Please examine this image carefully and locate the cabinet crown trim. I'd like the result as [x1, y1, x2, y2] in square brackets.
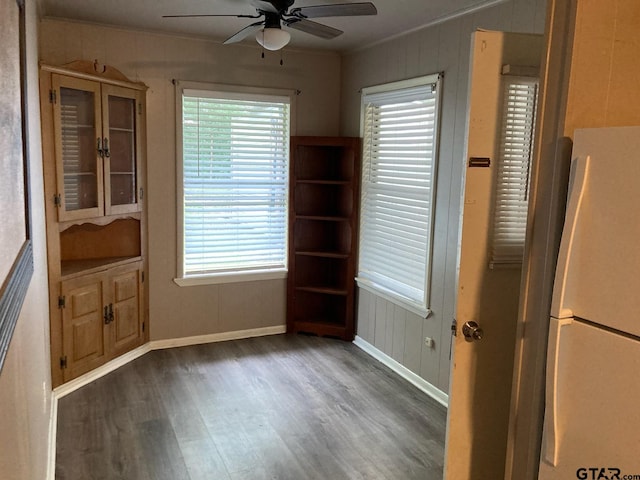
[40, 60, 148, 91]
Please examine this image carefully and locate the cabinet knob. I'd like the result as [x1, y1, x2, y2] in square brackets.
[97, 137, 104, 158]
[104, 304, 114, 324]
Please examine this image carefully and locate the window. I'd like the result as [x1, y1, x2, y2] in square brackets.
[357, 74, 442, 317]
[490, 76, 538, 267]
[174, 82, 294, 285]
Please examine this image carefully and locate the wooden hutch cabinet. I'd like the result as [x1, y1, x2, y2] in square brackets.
[39, 61, 148, 386]
[287, 136, 360, 340]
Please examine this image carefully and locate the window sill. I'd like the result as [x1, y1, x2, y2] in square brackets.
[355, 277, 431, 319]
[174, 268, 287, 287]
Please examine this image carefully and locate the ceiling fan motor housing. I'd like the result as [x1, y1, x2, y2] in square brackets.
[252, 0, 295, 15]
[268, 0, 296, 13]
[263, 12, 282, 29]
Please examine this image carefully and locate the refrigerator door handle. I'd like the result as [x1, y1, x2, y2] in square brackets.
[542, 317, 573, 466]
[550, 155, 591, 319]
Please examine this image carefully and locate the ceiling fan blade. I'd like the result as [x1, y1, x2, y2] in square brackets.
[163, 14, 260, 18]
[223, 21, 265, 44]
[290, 2, 377, 19]
[285, 18, 343, 39]
[250, 0, 279, 14]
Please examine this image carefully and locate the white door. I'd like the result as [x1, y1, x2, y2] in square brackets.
[444, 30, 542, 480]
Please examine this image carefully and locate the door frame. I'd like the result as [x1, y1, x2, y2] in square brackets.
[504, 1, 578, 478]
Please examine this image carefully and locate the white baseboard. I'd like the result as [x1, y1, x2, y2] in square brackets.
[46, 392, 58, 480]
[52, 325, 286, 400]
[53, 343, 152, 400]
[149, 325, 286, 350]
[353, 335, 449, 408]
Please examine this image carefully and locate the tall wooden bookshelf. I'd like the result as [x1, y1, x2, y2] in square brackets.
[287, 136, 360, 340]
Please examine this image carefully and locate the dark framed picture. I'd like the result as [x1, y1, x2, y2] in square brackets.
[0, 0, 34, 372]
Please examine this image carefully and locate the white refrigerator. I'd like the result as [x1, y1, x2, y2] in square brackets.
[539, 126, 640, 479]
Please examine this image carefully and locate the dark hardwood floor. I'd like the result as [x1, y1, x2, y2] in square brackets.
[56, 334, 446, 479]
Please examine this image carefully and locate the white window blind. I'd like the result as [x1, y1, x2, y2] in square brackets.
[180, 89, 290, 277]
[490, 77, 538, 267]
[357, 75, 441, 316]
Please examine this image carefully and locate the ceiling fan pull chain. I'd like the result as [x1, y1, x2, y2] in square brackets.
[280, 50, 284, 66]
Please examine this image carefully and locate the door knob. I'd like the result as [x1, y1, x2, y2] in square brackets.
[462, 321, 483, 342]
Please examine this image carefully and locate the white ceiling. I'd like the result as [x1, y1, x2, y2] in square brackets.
[40, 0, 502, 52]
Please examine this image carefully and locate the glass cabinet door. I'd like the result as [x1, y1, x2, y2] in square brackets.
[103, 85, 141, 215]
[52, 75, 103, 221]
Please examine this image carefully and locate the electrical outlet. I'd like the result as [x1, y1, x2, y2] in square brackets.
[424, 336, 434, 348]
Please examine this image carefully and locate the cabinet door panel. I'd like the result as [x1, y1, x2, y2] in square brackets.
[102, 85, 142, 215]
[52, 75, 104, 221]
[61, 276, 106, 381]
[109, 267, 143, 355]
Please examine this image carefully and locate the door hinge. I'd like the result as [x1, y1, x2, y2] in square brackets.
[141, 271, 145, 283]
[54, 194, 62, 207]
[49, 89, 57, 104]
[138, 102, 142, 115]
[58, 295, 66, 309]
[139, 187, 144, 200]
[142, 321, 145, 332]
[60, 356, 67, 369]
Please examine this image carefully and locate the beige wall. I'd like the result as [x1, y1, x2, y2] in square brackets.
[38, 19, 342, 340]
[564, 0, 640, 134]
[0, 1, 53, 479]
[341, 0, 547, 395]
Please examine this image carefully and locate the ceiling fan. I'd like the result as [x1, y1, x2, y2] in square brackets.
[163, 0, 378, 51]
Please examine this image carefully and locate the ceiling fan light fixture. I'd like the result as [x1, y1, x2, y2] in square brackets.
[256, 27, 291, 51]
